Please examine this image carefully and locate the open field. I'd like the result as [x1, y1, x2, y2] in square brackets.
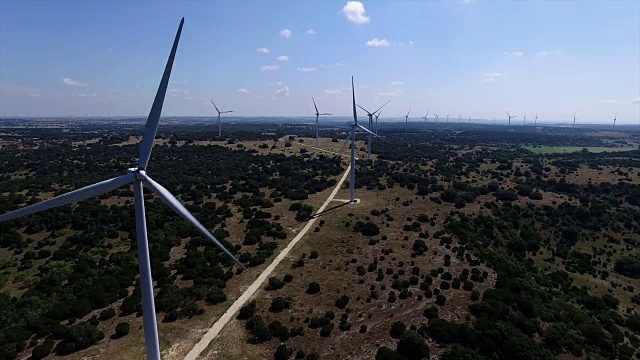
[524, 145, 637, 154]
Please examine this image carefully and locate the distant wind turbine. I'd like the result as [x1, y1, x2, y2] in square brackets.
[494, 117, 496, 125]
[405, 107, 411, 133]
[468, 115, 471, 124]
[446, 114, 450, 123]
[613, 114, 617, 129]
[312, 97, 332, 147]
[458, 114, 462, 123]
[535, 114, 538, 126]
[572, 113, 577, 129]
[374, 109, 383, 135]
[434, 114, 439, 123]
[523, 114, 527, 126]
[423, 111, 430, 130]
[356, 100, 389, 159]
[0, 18, 245, 360]
[211, 101, 233, 137]
[506, 111, 517, 129]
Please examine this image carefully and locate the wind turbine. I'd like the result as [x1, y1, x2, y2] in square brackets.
[211, 101, 233, 137]
[343, 77, 378, 203]
[458, 114, 462, 123]
[356, 100, 389, 159]
[523, 114, 527, 126]
[0, 19, 245, 360]
[434, 114, 439, 124]
[446, 114, 450, 123]
[312, 97, 332, 147]
[535, 114, 538, 126]
[405, 108, 411, 133]
[572, 113, 577, 129]
[423, 111, 430, 130]
[374, 109, 383, 135]
[494, 117, 496, 125]
[613, 114, 617, 129]
[468, 115, 471, 124]
[506, 111, 517, 129]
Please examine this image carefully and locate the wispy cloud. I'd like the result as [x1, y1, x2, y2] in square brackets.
[237, 89, 251, 94]
[503, 51, 524, 57]
[297, 67, 317, 72]
[632, 97, 640, 104]
[256, 47, 270, 54]
[63, 78, 88, 87]
[280, 29, 292, 39]
[275, 85, 290, 97]
[342, 1, 370, 24]
[169, 88, 190, 97]
[324, 89, 344, 95]
[483, 72, 506, 82]
[277, 55, 289, 62]
[535, 48, 562, 57]
[306, 29, 316, 35]
[319, 62, 343, 68]
[366, 38, 390, 47]
[597, 99, 620, 104]
[77, 93, 96, 97]
[261, 65, 281, 71]
[390, 81, 403, 86]
[378, 90, 403, 97]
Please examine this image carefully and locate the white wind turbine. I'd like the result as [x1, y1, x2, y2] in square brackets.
[405, 108, 411, 133]
[356, 100, 389, 159]
[458, 114, 462, 123]
[423, 111, 430, 130]
[613, 114, 617, 129]
[468, 115, 471, 124]
[312, 97, 332, 147]
[535, 113, 538, 126]
[374, 108, 384, 135]
[506, 111, 517, 129]
[211, 101, 233, 137]
[523, 114, 527, 126]
[572, 113, 577, 129]
[0, 18, 245, 360]
[343, 77, 378, 202]
[446, 114, 450, 123]
[434, 114, 439, 124]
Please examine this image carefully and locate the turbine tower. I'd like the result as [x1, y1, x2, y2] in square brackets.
[312, 97, 332, 147]
[434, 114, 439, 123]
[613, 114, 617, 129]
[423, 111, 430, 130]
[0, 19, 245, 360]
[468, 115, 471, 124]
[506, 111, 517, 129]
[458, 114, 462, 123]
[356, 100, 389, 159]
[211, 101, 233, 137]
[572, 113, 577, 129]
[535, 114, 538, 126]
[446, 114, 450, 123]
[405, 108, 411, 133]
[344, 77, 378, 202]
[523, 114, 527, 126]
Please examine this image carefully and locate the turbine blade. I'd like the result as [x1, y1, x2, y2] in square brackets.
[357, 124, 378, 137]
[0, 173, 135, 223]
[312, 97, 319, 114]
[223, 111, 233, 113]
[140, 174, 246, 270]
[373, 100, 390, 115]
[340, 131, 352, 153]
[211, 100, 220, 113]
[351, 76, 358, 126]
[321, 113, 332, 115]
[355, 103, 370, 114]
[138, 18, 184, 170]
[406, 107, 411, 117]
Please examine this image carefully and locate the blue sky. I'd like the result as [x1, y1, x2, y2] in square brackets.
[0, 0, 639, 123]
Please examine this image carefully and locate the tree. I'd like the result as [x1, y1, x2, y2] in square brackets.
[307, 282, 321, 294]
[335, 295, 350, 309]
[390, 321, 407, 339]
[376, 347, 408, 360]
[397, 330, 429, 360]
[274, 344, 292, 360]
[614, 256, 640, 279]
[113, 322, 130, 339]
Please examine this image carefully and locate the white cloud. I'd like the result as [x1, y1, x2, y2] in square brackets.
[503, 51, 524, 57]
[319, 62, 343, 68]
[324, 89, 344, 94]
[390, 81, 403, 86]
[632, 97, 640, 104]
[535, 48, 562, 57]
[237, 89, 251, 94]
[484, 72, 506, 77]
[261, 65, 281, 71]
[597, 99, 620, 104]
[366, 38, 390, 47]
[277, 55, 289, 62]
[63, 78, 88, 87]
[306, 29, 316, 35]
[169, 88, 190, 97]
[342, 1, 370, 24]
[297, 67, 317, 72]
[256, 47, 270, 54]
[275, 85, 290, 97]
[77, 93, 96, 97]
[378, 90, 403, 97]
[280, 29, 292, 39]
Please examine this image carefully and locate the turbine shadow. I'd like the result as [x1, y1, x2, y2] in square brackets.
[310, 201, 351, 219]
